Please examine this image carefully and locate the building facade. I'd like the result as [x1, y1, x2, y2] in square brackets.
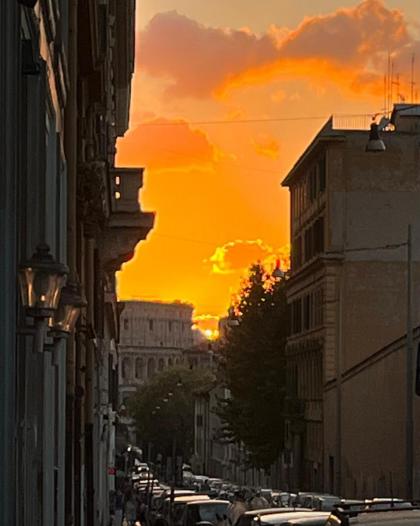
[119, 301, 194, 403]
[0, 2, 153, 526]
[282, 106, 420, 496]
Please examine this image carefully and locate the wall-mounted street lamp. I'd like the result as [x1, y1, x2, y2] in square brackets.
[18, 243, 69, 353]
[365, 122, 386, 152]
[18, 243, 68, 318]
[49, 278, 87, 337]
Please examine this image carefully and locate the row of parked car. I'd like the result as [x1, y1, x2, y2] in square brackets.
[128, 465, 420, 526]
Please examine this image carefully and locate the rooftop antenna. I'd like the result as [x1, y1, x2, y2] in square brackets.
[411, 53, 416, 103]
[383, 74, 387, 115]
[390, 60, 395, 112]
[387, 52, 391, 116]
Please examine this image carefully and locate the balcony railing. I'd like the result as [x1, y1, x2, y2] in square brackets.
[111, 167, 143, 213]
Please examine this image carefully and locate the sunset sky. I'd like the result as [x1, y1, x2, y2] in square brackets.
[116, 0, 420, 334]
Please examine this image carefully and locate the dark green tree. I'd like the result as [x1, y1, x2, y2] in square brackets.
[218, 263, 289, 469]
[128, 367, 214, 464]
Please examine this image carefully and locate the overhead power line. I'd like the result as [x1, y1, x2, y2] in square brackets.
[138, 113, 374, 127]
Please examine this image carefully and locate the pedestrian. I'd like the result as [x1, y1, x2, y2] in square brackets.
[114, 489, 124, 526]
[227, 491, 248, 526]
[124, 490, 138, 526]
[249, 491, 269, 511]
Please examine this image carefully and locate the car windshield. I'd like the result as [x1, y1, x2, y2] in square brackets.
[188, 503, 229, 525]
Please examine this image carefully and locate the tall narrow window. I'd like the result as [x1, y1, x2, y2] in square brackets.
[318, 154, 326, 193]
[135, 358, 143, 379]
[149, 319, 154, 331]
[122, 358, 130, 379]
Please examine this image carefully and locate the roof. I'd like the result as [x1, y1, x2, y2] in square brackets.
[185, 500, 230, 506]
[259, 511, 330, 524]
[172, 495, 211, 503]
[244, 509, 304, 516]
[281, 118, 345, 187]
[391, 103, 420, 124]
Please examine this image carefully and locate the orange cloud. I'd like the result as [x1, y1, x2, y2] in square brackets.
[116, 117, 216, 171]
[139, 10, 277, 98]
[253, 134, 280, 160]
[138, 1, 415, 100]
[208, 240, 290, 275]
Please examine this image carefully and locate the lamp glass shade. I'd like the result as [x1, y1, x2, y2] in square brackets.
[18, 244, 68, 316]
[51, 304, 81, 334]
[49, 280, 87, 334]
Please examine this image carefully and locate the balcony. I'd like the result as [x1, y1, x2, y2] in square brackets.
[99, 166, 155, 272]
[111, 167, 143, 213]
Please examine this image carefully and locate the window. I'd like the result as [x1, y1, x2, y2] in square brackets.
[122, 358, 130, 379]
[291, 298, 302, 334]
[292, 288, 324, 335]
[293, 235, 303, 270]
[123, 318, 129, 330]
[304, 228, 314, 262]
[314, 288, 324, 328]
[303, 294, 311, 331]
[149, 319, 154, 331]
[318, 154, 326, 193]
[314, 217, 325, 254]
[135, 358, 143, 379]
[303, 216, 324, 264]
[169, 321, 173, 332]
[309, 165, 317, 202]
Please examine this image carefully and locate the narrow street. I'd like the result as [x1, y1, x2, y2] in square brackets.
[2, 2, 420, 526]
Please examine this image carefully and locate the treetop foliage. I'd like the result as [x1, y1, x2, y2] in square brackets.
[218, 263, 289, 469]
[128, 366, 214, 461]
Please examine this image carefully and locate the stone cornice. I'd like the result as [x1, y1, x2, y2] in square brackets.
[98, 210, 154, 272]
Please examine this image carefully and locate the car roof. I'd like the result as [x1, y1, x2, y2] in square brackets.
[165, 491, 196, 497]
[347, 509, 420, 524]
[173, 495, 211, 503]
[260, 512, 330, 525]
[245, 509, 312, 517]
[185, 500, 229, 506]
[244, 509, 286, 516]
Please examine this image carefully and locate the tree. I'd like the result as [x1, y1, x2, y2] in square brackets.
[218, 263, 289, 469]
[128, 367, 214, 465]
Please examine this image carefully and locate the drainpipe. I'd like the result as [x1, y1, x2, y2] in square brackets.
[336, 265, 343, 497]
[64, 1, 78, 524]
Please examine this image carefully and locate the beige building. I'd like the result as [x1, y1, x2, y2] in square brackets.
[119, 301, 194, 402]
[282, 105, 420, 497]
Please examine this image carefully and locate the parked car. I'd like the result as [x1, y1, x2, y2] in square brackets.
[311, 496, 341, 511]
[236, 509, 313, 526]
[369, 498, 412, 511]
[181, 499, 230, 526]
[326, 508, 420, 525]
[255, 511, 330, 526]
[283, 516, 330, 526]
[156, 495, 212, 526]
[149, 491, 199, 526]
